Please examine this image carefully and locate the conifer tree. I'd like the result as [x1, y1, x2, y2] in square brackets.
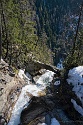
[0, 1, 2, 61]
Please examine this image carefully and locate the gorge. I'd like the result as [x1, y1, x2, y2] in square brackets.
[0, 0, 83, 125]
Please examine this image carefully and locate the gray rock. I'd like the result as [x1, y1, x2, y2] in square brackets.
[25, 60, 59, 76]
[45, 114, 51, 125]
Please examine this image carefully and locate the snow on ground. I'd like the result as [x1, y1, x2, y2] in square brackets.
[8, 83, 46, 125]
[8, 70, 55, 125]
[54, 80, 60, 86]
[18, 69, 31, 84]
[41, 123, 47, 125]
[18, 69, 26, 79]
[36, 70, 55, 89]
[1, 58, 6, 63]
[7, 85, 30, 125]
[41, 118, 60, 125]
[71, 99, 83, 116]
[67, 66, 83, 115]
[51, 118, 60, 125]
[57, 59, 63, 70]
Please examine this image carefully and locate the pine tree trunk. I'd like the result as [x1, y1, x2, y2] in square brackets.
[72, 3, 83, 55]
[1, 1, 9, 59]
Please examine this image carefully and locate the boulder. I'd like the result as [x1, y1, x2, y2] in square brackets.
[21, 97, 46, 125]
[21, 95, 55, 125]
[25, 60, 60, 76]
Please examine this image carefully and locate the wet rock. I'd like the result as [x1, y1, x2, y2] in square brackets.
[45, 113, 51, 125]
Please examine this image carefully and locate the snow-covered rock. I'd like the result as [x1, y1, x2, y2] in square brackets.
[7, 85, 30, 125]
[18, 69, 25, 79]
[35, 117, 60, 125]
[71, 99, 83, 116]
[26, 72, 32, 80]
[18, 69, 31, 83]
[57, 59, 63, 70]
[67, 66, 83, 115]
[51, 118, 60, 125]
[7, 82, 47, 125]
[54, 80, 60, 86]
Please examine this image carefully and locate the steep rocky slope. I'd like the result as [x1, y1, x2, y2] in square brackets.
[0, 60, 27, 124]
[0, 59, 83, 125]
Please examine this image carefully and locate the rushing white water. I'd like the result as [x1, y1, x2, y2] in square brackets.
[36, 70, 55, 89]
[8, 70, 55, 125]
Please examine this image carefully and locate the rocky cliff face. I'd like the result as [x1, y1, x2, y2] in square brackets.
[0, 60, 83, 125]
[0, 59, 58, 124]
[0, 60, 27, 124]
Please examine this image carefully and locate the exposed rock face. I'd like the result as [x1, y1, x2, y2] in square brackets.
[59, 79, 83, 125]
[21, 95, 55, 125]
[0, 60, 26, 123]
[25, 60, 59, 76]
[0, 59, 60, 124]
[1, 60, 82, 125]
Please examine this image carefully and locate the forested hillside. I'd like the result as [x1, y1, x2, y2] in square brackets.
[0, 0, 83, 67]
[0, 1, 83, 125]
[0, 0, 52, 68]
[36, 0, 83, 65]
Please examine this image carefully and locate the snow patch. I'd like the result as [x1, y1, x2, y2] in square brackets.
[18, 69, 25, 79]
[41, 123, 47, 125]
[8, 85, 30, 125]
[8, 84, 46, 125]
[26, 72, 32, 80]
[41, 118, 60, 125]
[1, 58, 5, 63]
[54, 80, 60, 86]
[51, 118, 60, 125]
[57, 59, 63, 70]
[71, 99, 83, 116]
[67, 66, 83, 116]
[18, 69, 30, 81]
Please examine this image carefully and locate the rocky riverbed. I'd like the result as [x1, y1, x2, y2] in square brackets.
[0, 60, 83, 125]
